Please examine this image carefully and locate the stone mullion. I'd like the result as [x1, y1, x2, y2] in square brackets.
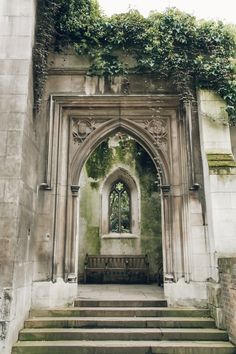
[161, 187, 174, 281]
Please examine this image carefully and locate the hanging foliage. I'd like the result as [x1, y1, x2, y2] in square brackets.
[34, 0, 236, 123]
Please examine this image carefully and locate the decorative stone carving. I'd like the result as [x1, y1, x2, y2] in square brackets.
[72, 118, 96, 144]
[143, 119, 168, 150]
[71, 185, 80, 197]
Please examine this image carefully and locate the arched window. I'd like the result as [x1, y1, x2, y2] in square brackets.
[109, 180, 131, 233]
[100, 167, 140, 236]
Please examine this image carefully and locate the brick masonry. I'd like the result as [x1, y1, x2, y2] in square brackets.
[218, 257, 236, 345]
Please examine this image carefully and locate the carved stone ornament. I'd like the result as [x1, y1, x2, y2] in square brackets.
[143, 119, 168, 149]
[72, 118, 96, 144]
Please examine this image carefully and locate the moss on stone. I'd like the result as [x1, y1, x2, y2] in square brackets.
[86, 139, 112, 180]
[207, 153, 236, 174]
[207, 153, 234, 161]
[86, 226, 100, 254]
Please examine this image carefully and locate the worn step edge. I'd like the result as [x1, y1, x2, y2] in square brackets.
[24, 317, 216, 329]
[12, 340, 236, 348]
[74, 300, 168, 307]
[30, 307, 210, 318]
[19, 327, 228, 341]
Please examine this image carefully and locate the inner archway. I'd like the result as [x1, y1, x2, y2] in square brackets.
[78, 133, 163, 284]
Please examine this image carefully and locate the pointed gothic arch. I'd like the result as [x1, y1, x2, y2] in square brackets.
[44, 94, 195, 288]
[70, 117, 170, 187]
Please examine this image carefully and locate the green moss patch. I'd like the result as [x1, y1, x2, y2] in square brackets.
[207, 153, 236, 174]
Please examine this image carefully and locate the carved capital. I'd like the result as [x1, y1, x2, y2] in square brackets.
[71, 185, 80, 197]
[161, 184, 171, 195]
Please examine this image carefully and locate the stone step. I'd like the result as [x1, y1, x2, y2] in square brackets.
[19, 327, 228, 341]
[74, 299, 168, 307]
[12, 340, 236, 354]
[30, 307, 210, 318]
[24, 316, 216, 329]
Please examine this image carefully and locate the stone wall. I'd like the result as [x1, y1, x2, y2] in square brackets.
[0, 1, 37, 353]
[218, 258, 236, 345]
[197, 91, 236, 280]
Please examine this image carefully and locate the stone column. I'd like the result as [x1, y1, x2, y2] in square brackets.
[161, 185, 174, 281]
[66, 185, 80, 282]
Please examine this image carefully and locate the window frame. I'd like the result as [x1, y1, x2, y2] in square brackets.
[100, 167, 140, 238]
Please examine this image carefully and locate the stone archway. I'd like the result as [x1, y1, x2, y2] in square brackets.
[42, 94, 202, 298]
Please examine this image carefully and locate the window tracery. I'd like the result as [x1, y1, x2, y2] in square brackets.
[109, 180, 131, 233]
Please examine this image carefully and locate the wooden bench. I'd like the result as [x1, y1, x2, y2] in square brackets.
[84, 254, 149, 284]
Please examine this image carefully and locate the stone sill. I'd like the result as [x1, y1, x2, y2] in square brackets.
[102, 233, 139, 239]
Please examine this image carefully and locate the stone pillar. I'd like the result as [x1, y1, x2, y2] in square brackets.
[198, 89, 236, 326]
[0, 1, 37, 353]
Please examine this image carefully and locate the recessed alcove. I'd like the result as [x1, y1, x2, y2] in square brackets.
[78, 133, 162, 281]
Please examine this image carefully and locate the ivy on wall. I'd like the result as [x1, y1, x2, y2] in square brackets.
[34, 0, 236, 123]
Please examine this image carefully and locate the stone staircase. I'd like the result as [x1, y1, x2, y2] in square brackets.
[12, 299, 236, 354]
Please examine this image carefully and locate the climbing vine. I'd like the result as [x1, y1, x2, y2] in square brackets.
[34, 0, 236, 123]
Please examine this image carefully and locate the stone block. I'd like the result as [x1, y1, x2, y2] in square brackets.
[0, 180, 5, 201]
[211, 192, 232, 209]
[7, 113, 25, 131]
[210, 175, 236, 193]
[0, 131, 7, 156]
[191, 225, 205, 239]
[0, 217, 18, 239]
[198, 90, 232, 152]
[165, 279, 208, 307]
[0, 94, 28, 113]
[0, 261, 14, 288]
[0, 202, 18, 218]
[0, 59, 30, 75]
[15, 235, 34, 263]
[0, 75, 29, 95]
[6, 131, 23, 157]
[0, 112, 25, 131]
[189, 197, 202, 213]
[207, 282, 222, 307]
[0, 16, 34, 36]
[0, 0, 35, 17]
[210, 306, 226, 329]
[4, 180, 21, 203]
[31, 280, 78, 309]
[191, 233, 207, 255]
[0, 157, 21, 177]
[18, 205, 35, 242]
[0, 36, 32, 60]
[71, 76, 87, 92]
[0, 238, 15, 261]
[190, 213, 203, 226]
[46, 76, 73, 93]
[12, 261, 34, 289]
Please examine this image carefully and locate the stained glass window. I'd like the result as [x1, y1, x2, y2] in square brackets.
[109, 180, 131, 233]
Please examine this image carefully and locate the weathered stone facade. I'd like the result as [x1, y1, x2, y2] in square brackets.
[0, 0, 38, 353]
[0, 2, 236, 353]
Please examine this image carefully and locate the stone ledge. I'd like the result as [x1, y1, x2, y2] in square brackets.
[207, 153, 236, 175]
